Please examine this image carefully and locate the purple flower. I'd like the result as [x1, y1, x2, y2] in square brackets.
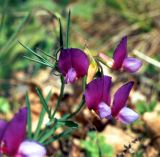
[58, 48, 89, 83]
[112, 36, 142, 73]
[84, 76, 139, 124]
[0, 107, 46, 157]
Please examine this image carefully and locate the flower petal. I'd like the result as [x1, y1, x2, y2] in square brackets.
[122, 57, 142, 73]
[113, 36, 127, 70]
[111, 81, 134, 117]
[58, 49, 72, 75]
[116, 107, 139, 124]
[18, 140, 46, 157]
[65, 68, 77, 84]
[85, 76, 112, 110]
[1, 107, 27, 156]
[0, 120, 7, 141]
[58, 48, 89, 78]
[98, 102, 112, 119]
[70, 48, 89, 77]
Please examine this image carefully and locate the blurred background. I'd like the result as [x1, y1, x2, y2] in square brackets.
[0, 0, 160, 156]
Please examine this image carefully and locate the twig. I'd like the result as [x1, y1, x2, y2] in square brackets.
[133, 50, 160, 69]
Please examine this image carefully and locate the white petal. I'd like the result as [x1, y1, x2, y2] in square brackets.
[18, 140, 46, 157]
[98, 102, 112, 119]
[117, 107, 139, 124]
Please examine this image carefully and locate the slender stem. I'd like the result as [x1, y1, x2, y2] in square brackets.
[25, 93, 32, 139]
[38, 119, 58, 143]
[51, 75, 65, 119]
[43, 128, 73, 145]
[82, 75, 87, 92]
[65, 97, 85, 119]
[133, 49, 160, 69]
[64, 76, 86, 119]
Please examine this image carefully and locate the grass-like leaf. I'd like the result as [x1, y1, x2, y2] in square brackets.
[59, 18, 63, 49]
[33, 90, 52, 140]
[66, 10, 71, 48]
[36, 88, 51, 117]
[1, 13, 30, 56]
[38, 118, 58, 143]
[23, 56, 53, 68]
[44, 128, 74, 145]
[58, 120, 78, 128]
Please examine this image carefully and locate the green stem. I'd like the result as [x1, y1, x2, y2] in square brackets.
[25, 93, 32, 139]
[64, 76, 86, 119]
[82, 75, 87, 92]
[65, 97, 85, 119]
[51, 76, 65, 119]
[38, 119, 58, 143]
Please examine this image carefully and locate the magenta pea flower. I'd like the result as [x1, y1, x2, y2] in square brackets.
[98, 37, 142, 73]
[84, 76, 139, 124]
[0, 107, 46, 157]
[112, 36, 142, 73]
[58, 48, 89, 83]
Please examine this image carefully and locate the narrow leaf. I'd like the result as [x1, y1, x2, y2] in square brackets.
[59, 18, 63, 49]
[36, 88, 51, 117]
[1, 13, 30, 56]
[36, 48, 56, 60]
[23, 56, 53, 68]
[33, 90, 52, 140]
[18, 41, 47, 62]
[44, 128, 73, 145]
[58, 120, 78, 128]
[66, 10, 71, 48]
[38, 118, 58, 143]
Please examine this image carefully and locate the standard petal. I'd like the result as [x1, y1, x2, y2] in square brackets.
[17, 140, 46, 157]
[116, 107, 139, 124]
[1, 107, 27, 156]
[113, 36, 127, 70]
[58, 49, 72, 75]
[58, 48, 89, 79]
[85, 76, 111, 110]
[70, 48, 89, 77]
[111, 81, 134, 117]
[122, 57, 142, 73]
[0, 120, 7, 141]
[98, 102, 112, 119]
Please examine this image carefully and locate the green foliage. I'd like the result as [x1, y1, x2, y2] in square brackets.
[136, 100, 157, 115]
[105, 0, 152, 31]
[80, 131, 114, 157]
[0, 97, 10, 113]
[132, 149, 143, 157]
[58, 120, 79, 128]
[72, 1, 96, 21]
[0, 0, 61, 79]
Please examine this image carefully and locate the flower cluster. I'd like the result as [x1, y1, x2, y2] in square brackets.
[58, 36, 141, 124]
[84, 76, 139, 124]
